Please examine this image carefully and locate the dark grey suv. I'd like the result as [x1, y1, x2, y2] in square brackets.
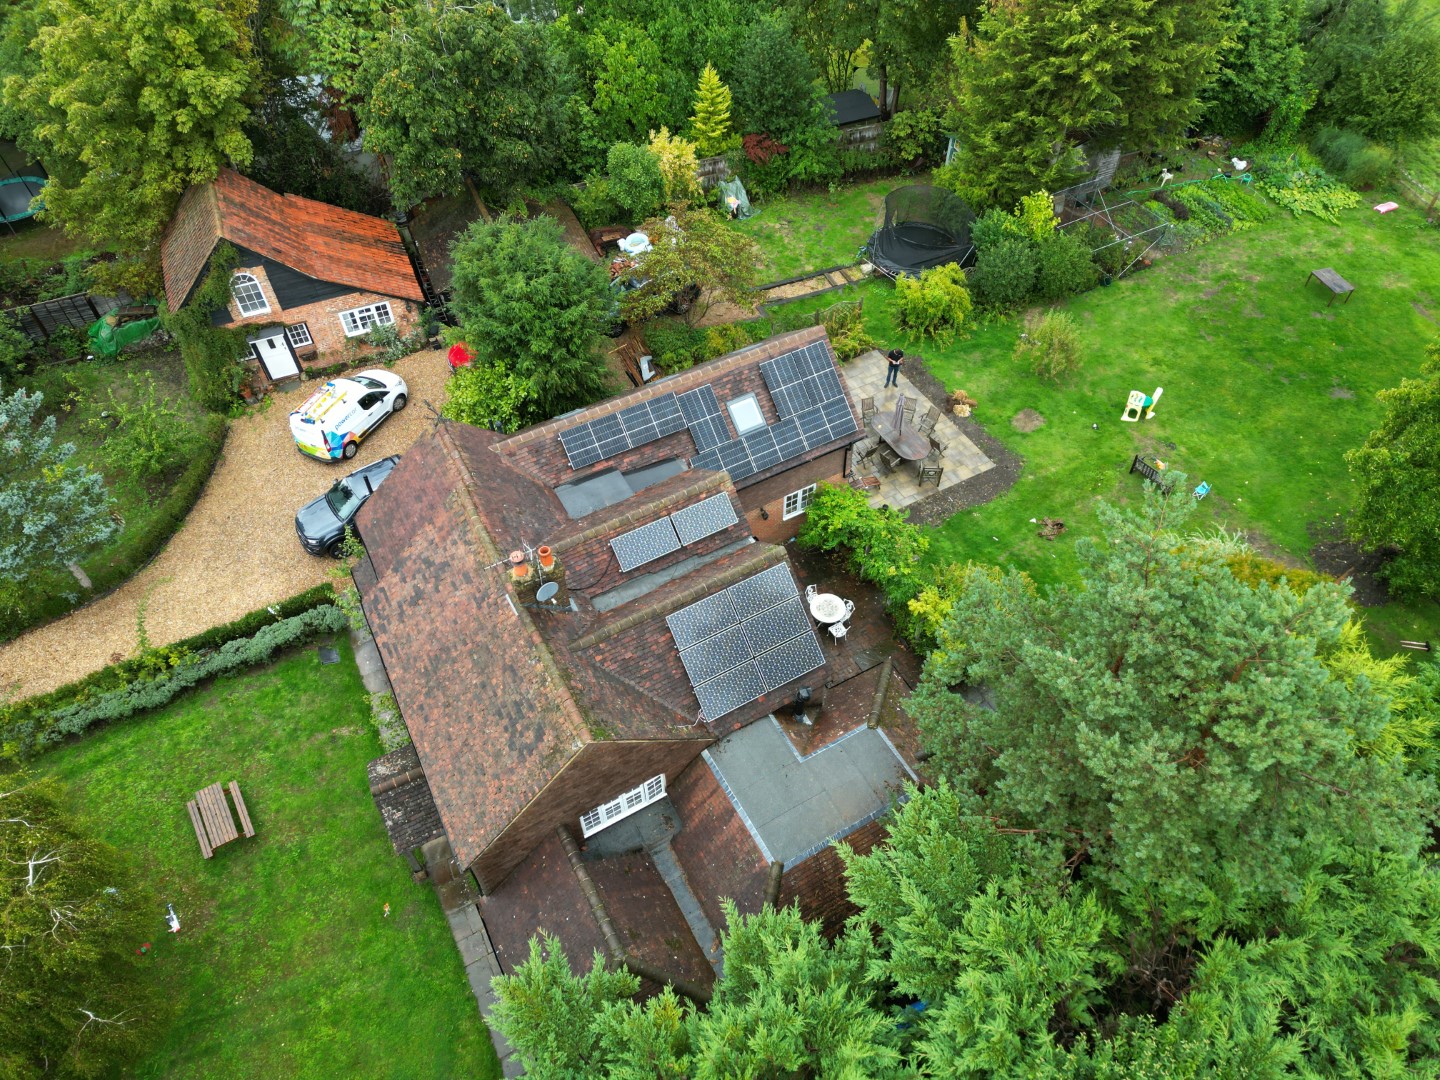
[295, 456, 400, 557]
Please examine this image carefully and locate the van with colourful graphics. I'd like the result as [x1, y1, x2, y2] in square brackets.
[289, 370, 408, 461]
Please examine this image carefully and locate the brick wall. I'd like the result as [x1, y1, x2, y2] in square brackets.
[471, 737, 712, 894]
[740, 448, 848, 544]
[226, 261, 420, 369]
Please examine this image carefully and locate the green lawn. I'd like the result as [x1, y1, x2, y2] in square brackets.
[733, 176, 899, 282]
[35, 641, 502, 1080]
[849, 200, 1440, 654]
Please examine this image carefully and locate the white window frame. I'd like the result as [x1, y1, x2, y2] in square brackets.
[726, 392, 765, 434]
[231, 272, 270, 316]
[284, 322, 313, 348]
[579, 774, 666, 838]
[783, 483, 817, 520]
[338, 301, 395, 337]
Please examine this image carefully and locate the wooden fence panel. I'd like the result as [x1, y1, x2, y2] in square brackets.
[2, 292, 111, 344]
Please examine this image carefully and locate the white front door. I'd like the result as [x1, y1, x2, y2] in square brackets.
[251, 329, 299, 380]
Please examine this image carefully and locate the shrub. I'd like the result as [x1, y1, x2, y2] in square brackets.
[1080, 224, 1129, 277]
[817, 303, 876, 361]
[86, 370, 199, 483]
[643, 317, 706, 371]
[894, 263, 973, 341]
[605, 143, 666, 222]
[703, 322, 755, 358]
[969, 207, 1022, 253]
[571, 177, 623, 230]
[0, 314, 31, 382]
[796, 482, 928, 610]
[164, 243, 250, 413]
[884, 107, 946, 167]
[1014, 310, 1082, 381]
[1312, 127, 1395, 189]
[969, 236, 1039, 310]
[1034, 231, 1099, 301]
[441, 360, 531, 433]
[1, 597, 346, 758]
[647, 126, 702, 206]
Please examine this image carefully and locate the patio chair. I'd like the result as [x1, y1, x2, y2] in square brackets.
[928, 433, 950, 456]
[828, 620, 849, 642]
[860, 396, 875, 426]
[841, 598, 855, 622]
[805, 584, 817, 603]
[853, 434, 880, 461]
[1193, 481, 1211, 500]
[901, 399, 917, 426]
[877, 447, 902, 472]
[919, 463, 944, 488]
[916, 405, 940, 435]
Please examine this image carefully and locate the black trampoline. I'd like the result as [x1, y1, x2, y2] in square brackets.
[867, 185, 976, 278]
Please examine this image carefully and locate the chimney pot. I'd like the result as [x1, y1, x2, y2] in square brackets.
[538, 545, 555, 570]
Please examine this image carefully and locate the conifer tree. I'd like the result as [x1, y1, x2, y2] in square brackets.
[908, 481, 1435, 909]
[688, 63, 740, 157]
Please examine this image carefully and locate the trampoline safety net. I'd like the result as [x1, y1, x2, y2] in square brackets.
[867, 185, 976, 278]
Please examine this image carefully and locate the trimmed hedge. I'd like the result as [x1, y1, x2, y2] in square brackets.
[2, 601, 347, 758]
[0, 412, 230, 644]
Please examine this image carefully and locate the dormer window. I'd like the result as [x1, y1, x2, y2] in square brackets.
[726, 393, 764, 434]
[231, 272, 270, 316]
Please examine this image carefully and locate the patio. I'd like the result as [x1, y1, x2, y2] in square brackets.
[843, 349, 995, 509]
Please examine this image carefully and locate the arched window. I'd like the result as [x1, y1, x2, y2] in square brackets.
[231, 273, 270, 316]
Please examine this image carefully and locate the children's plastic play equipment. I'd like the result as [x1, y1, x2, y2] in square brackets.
[1120, 387, 1163, 422]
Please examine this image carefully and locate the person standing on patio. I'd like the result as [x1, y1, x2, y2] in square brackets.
[884, 348, 904, 388]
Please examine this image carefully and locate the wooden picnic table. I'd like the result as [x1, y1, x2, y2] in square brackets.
[871, 394, 931, 461]
[1306, 267, 1355, 306]
[186, 781, 255, 859]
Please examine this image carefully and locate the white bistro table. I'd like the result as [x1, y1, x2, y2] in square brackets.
[808, 592, 846, 625]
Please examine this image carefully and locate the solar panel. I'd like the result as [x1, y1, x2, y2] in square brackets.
[821, 396, 858, 438]
[651, 395, 687, 436]
[667, 563, 824, 719]
[688, 415, 728, 453]
[689, 447, 723, 472]
[678, 384, 723, 423]
[611, 516, 682, 572]
[811, 367, 844, 402]
[770, 417, 805, 460]
[740, 596, 810, 654]
[716, 439, 753, 479]
[742, 428, 782, 473]
[671, 492, 738, 545]
[619, 401, 659, 445]
[755, 631, 826, 692]
[559, 426, 603, 469]
[693, 662, 766, 720]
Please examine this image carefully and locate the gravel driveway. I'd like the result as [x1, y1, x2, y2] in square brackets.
[0, 349, 453, 699]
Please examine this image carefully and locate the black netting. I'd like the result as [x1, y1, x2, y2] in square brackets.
[867, 185, 976, 277]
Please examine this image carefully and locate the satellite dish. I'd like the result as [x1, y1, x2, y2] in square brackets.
[536, 581, 560, 603]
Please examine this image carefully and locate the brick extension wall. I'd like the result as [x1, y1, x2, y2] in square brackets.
[225, 262, 420, 371]
[741, 448, 848, 544]
[777, 816, 888, 938]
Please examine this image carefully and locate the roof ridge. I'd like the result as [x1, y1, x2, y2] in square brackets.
[497, 324, 828, 451]
[551, 471, 731, 554]
[569, 544, 788, 652]
[435, 421, 592, 747]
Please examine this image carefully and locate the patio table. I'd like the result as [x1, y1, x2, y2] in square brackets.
[808, 592, 847, 624]
[870, 394, 930, 461]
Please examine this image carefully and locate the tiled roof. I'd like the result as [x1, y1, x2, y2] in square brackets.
[356, 423, 589, 870]
[160, 168, 424, 312]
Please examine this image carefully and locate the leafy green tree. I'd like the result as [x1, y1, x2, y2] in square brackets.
[721, 12, 823, 140]
[782, 0, 870, 95]
[439, 361, 532, 435]
[0, 385, 115, 583]
[604, 142, 666, 222]
[3, 0, 258, 281]
[0, 774, 165, 1079]
[274, 0, 391, 94]
[872, 0, 979, 113]
[0, 0, 45, 141]
[581, 20, 671, 151]
[688, 62, 741, 156]
[619, 208, 757, 327]
[1203, 0, 1306, 135]
[352, 1, 572, 210]
[1345, 343, 1440, 600]
[85, 372, 198, 486]
[1304, 0, 1440, 144]
[447, 215, 614, 423]
[648, 127, 702, 206]
[908, 482, 1435, 910]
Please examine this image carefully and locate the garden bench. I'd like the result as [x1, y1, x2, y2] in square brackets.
[1129, 454, 1178, 492]
[186, 781, 255, 859]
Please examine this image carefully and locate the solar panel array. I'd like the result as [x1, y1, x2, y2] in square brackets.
[610, 516, 682, 572]
[677, 384, 728, 453]
[759, 341, 846, 419]
[666, 564, 826, 720]
[670, 492, 739, 545]
[559, 393, 688, 470]
[608, 492, 741, 573]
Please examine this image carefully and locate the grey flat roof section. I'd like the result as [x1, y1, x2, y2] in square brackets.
[702, 718, 915, 866]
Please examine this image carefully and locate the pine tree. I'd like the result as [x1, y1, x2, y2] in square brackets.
[1345, 342, 1440, 599]
[688, 63, 740, 157]
[0, 385, 115, 583]
[907, 481, 1436, 910]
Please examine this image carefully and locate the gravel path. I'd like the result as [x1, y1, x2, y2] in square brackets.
[0, 349, 452, 699]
